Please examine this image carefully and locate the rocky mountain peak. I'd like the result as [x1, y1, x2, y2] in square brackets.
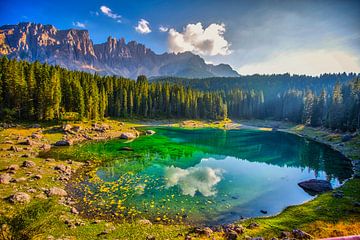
[0, 22, 239, 78]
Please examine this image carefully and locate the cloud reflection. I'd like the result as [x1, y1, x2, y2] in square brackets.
[164, 165, 224, 197]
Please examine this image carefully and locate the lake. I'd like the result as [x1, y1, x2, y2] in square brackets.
[48, 127, 353, 225]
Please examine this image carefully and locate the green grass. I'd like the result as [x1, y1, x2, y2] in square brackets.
[238, 178, 360, 239]
[1, 119, 360, 239]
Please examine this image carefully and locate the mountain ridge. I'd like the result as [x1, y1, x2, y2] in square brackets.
[0, 22, 239, 79]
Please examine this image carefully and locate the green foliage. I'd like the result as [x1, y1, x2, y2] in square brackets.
[0, 58, 226, 121]
[4, 200, 59, 240]
[1, 57, 359, 131]
[156, 74, 360, 131]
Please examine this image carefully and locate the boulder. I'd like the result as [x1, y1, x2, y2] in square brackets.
[145, 130, 156, 135]
[342, 134, 352, 142]
[40, 144, 51, 151]
[54, 164, 72, 175]
[93, 124, 111, 132]
[31, 133, 43, 139]
[280, 231, 291, 238]
[247, 222, 259, 229]
[71, 207, 79, 214]
[298, 179, 332, 195]
[46, 187, 68, 197]
[9, 146, 19, 152]
[32, 174, 42, 180]
[9, 192, 31, 203]
[22, 160, 36, 168]
[233, 225, 244, 234]
[225, 230, 238, 240]
[54, 139, 73, 146]
[82, 134, 92, 140]
[12, 177, 27, 183]
[27, 188, 37, 193]
[23, 139, 35, 146]
[7, 164, 19, 171]
[195, 227, 213, 237]
[62, 124, 72, 132]
[0, 173, 12, 184]
[120, 132, 136, 139]
[292, 229, 311, 239]
[72, 126, 82, 132]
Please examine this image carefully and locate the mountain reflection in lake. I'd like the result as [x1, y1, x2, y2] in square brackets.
[46, 127, 353, 224]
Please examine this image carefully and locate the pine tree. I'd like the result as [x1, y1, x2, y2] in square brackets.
[302, 90, 314, 125]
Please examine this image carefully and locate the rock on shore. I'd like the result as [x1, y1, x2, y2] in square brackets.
[298, 179, 332, 195]
[120, 132, 136, 139]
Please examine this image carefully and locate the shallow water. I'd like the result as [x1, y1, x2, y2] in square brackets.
[47, 127, 353, 224]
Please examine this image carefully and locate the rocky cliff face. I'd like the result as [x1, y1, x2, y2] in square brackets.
[0, 22, 239, 78]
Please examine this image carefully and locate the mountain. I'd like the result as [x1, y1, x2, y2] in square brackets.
[0, 22, 239, 79]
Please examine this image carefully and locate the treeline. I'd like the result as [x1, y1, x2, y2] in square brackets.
[0, 57, 227, 121]
[156, 74, 360, 132]
[154, 73, 358, 96]
[221, 79, 360, 131]
[261, 80, 360, 131]
[1, 58, 359, 132]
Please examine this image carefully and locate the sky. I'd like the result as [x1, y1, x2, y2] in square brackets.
[1, 0, 360, 75]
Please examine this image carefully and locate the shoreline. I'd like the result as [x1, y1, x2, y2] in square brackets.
[1, 119, 359, 239]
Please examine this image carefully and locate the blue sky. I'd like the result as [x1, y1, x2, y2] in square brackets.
[1, 0, 360, 75]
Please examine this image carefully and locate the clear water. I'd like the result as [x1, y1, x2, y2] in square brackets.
[47, 127, 353, 224]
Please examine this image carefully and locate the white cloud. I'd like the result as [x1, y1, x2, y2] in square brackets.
[135, 19, 151, 34]
[100, 5, 121, 22]
[72, 21, 86, 28]
[164, 166, 224, 197]
[159, 25, 169, 32]
[168, 22, 232, 56]
[238, 49, 360, 76]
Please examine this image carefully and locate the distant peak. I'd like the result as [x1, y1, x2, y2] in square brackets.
[0, 21, 240, 78]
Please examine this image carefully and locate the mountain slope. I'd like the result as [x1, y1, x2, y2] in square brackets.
[0, 22, 239, 79]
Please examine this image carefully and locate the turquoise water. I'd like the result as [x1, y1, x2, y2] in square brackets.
[55, 127, 353, 224]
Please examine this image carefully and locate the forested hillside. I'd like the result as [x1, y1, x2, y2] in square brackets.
[0, 57, 227, 121]
[155, 74, 360, 131]
[1, 57, 359, 132]
[153, 73, 358, 95]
